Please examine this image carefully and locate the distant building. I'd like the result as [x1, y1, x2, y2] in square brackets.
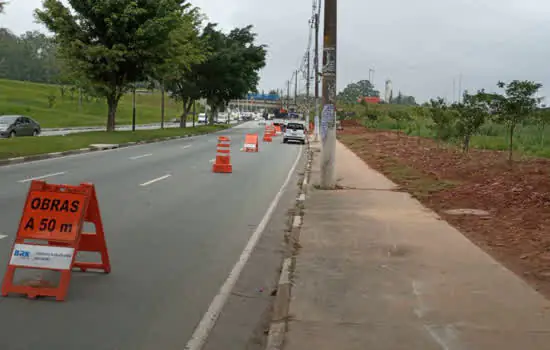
[357, 96, 381, 104]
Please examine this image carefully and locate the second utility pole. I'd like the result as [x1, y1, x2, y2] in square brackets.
[320, 0, 337, 188]
[313, 1, 321, 141]
[294, 69, 298, 108]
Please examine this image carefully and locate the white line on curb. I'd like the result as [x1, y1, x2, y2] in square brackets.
[129, 153, 152, 160]
[184, 145, 303, 350]
[139, 174, 171, 187]
[279, 258, 292, 285]
[17, 171, 67, 183]
[292, 216, 301, 228]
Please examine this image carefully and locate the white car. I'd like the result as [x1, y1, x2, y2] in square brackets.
[198, 113, 208, 124]
[283, 122, 306, 144]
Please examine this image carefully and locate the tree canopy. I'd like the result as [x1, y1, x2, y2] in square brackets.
[337, 80, 380, 104]
[36, 0, 197, 131]
[484, 80, 542, 160]
[194, 23, 266, 123]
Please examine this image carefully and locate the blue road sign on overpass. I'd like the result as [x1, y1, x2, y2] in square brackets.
[246, 93, 280, 101]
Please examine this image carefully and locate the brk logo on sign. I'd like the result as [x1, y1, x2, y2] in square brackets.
[14, 249, 30, 258]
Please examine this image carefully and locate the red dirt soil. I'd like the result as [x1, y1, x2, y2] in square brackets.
[338, 125, 550, 298]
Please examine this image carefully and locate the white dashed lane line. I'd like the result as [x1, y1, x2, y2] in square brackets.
[139, 174, 171, 187]
[17, 171, 67, 184]
[129, 153, 152, 160]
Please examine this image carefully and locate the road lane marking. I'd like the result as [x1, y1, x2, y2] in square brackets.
[129, 153, 152, 160]
[139, 174, 171, 187]
[184, 145, 303, 350]
[209, 158, 215, 163]
[181, 145, 192, 150]
[0, 235, 7, 240]
[17, 171, 67, 183]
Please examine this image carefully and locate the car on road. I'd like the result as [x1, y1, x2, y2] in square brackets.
[283, 121, 306, 144]
[0, 115, 41, 138]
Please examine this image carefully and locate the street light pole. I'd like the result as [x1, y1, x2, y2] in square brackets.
[320, 0, 337, 188]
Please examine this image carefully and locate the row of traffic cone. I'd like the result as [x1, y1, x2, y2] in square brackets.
[212, 123, 282, 174]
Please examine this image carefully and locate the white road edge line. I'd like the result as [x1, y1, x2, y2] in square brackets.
[139, 174, 171, 187]
[0, 235, 7, 240]
[129, 153, 153, 160]
[181, 145, 192, 149]
[184, 145, 303, 350]
[17, 171, 67, 183]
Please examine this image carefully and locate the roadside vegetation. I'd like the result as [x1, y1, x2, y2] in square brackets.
[0, 0, 266, 131]
[0, 125, 227, 160]
[0, 79, 195, 128]
[338, 80, 549, 159]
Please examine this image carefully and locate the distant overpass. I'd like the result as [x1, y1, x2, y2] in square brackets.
[228, 99, 290, 111]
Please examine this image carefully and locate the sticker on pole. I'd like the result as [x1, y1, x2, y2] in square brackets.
[321, 104, 335, 142]
[10, 244, 75, 270]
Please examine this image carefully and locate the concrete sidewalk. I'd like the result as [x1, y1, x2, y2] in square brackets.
[285, 140, 550, 350]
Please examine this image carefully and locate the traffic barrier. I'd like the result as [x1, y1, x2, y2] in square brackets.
[263, 125, 274, 142]
[1, 180, 110, 301]
[243, 134, 259, 152]
[274, 125, 282, 136]
[213, 136, 232, 173]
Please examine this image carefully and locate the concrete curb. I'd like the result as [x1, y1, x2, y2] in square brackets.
[0, 127, 234, 168]
[265, 142, 313, 350]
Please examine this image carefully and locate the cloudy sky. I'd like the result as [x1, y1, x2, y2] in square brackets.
[1, 0, 549, 102]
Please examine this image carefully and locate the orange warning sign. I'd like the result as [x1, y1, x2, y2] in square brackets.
[1, 180, 111, 301]
[243, 134, 259, 152]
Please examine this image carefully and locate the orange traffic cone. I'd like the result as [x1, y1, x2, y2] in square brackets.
[213, 136, 232, 173]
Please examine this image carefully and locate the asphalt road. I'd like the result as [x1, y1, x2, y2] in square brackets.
[0, 121, 304, 350]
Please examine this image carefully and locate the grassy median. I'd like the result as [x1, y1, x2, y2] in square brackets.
[0, 125, 228, 160]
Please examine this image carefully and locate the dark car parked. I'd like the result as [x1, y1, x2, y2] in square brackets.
[0, 115, 41, 138]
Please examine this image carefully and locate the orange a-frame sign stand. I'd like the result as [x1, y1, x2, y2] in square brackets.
[1, 180, 110, 301]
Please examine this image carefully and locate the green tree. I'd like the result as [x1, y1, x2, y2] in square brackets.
[485, 80, 542, 160]
[0, 1, 6, 14]
[451, 90, 489, 152]
[163, 8, 208, 128]
[195, 24, 266, 124]
[36, 0, 187, 131]
[268, 89, 278, 95]
[391, 91, 417, 105]
[337, 80, 379, 104]
[428, 97, 456, 141]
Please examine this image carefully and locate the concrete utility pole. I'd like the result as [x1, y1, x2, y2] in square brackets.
[313, 0, 321, 141]
[320, 0, 337, 188]
[294, 69, 298, 107]
[287, 80, 291, 110]
[306, 50, 311, 127]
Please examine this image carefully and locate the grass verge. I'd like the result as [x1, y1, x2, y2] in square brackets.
[0, 125, 228, 160]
